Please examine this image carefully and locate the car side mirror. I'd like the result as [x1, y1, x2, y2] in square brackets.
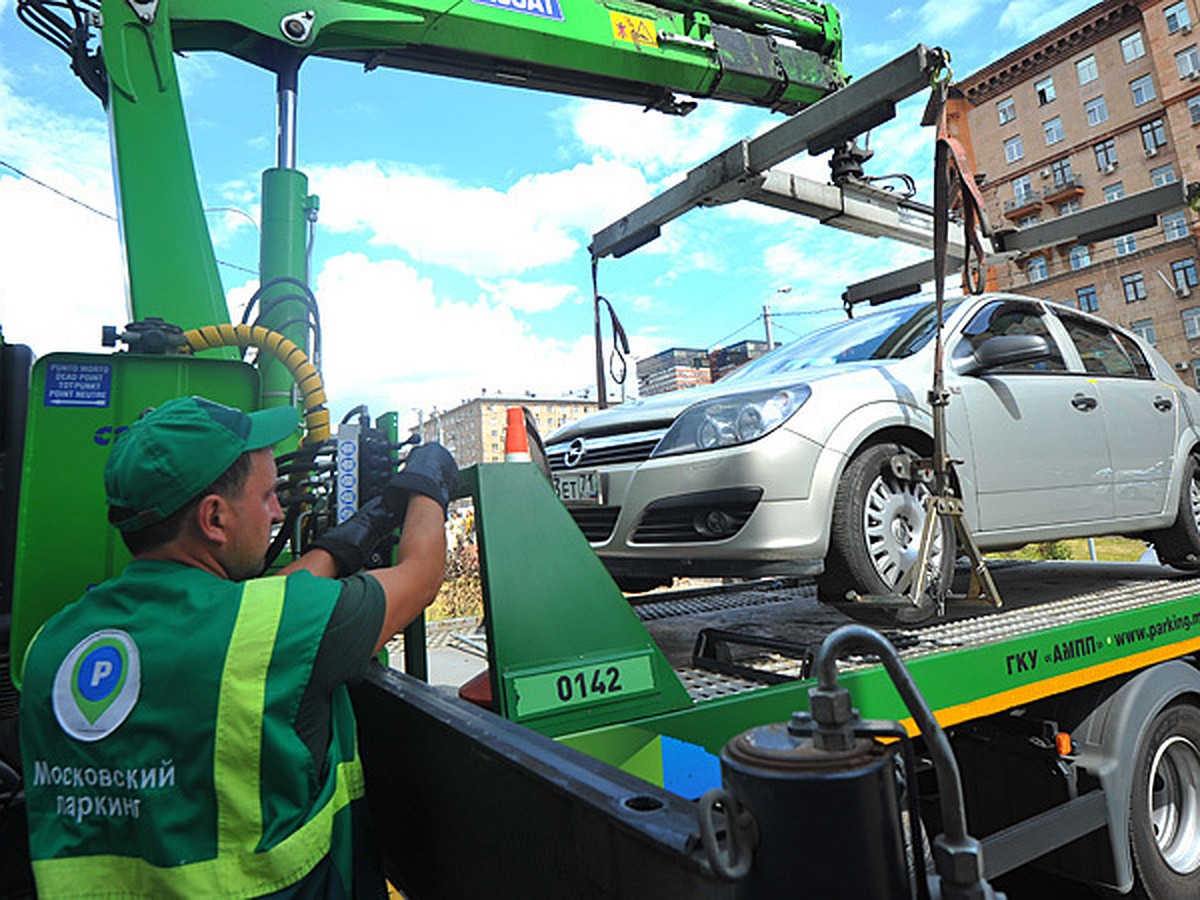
[959, 334, 1054, 375]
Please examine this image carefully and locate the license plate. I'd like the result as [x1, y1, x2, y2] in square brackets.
[553, 470, 603, 505]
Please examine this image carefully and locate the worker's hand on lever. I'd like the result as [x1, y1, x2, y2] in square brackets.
[385, 441, 459, 518]
[305, 441, 458, 578]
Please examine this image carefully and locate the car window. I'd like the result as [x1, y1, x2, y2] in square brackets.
[1111, 331, 1154, 378]
[727, 300, 962, 381]
[958, 300, 1066, 371]
[1056, 313, 1146, 377]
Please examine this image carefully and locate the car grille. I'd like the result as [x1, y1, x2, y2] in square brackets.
[547, 429, 666, 472]
[567, 507, 621, 542]
[631, 489, 762, 544]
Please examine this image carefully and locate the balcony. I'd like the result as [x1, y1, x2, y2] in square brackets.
[1043, 175, 1085, 204]
[1003, 189, 1042, 219]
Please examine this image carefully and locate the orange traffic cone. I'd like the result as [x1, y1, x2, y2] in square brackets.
[504, 407, 531, 462]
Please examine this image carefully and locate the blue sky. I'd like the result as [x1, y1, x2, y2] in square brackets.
[0, 0, 1095, 426]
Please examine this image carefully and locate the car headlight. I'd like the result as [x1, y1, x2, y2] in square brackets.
[651, 385, 810, 458]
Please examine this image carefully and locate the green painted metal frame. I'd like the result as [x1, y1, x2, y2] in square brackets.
[8, 353, 260, 683]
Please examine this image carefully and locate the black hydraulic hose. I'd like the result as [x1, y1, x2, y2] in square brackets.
[812, 625, 970, 850]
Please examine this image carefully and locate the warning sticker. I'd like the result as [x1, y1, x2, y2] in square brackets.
[44, 362, 112, 408]
[609, 10, 658, 47]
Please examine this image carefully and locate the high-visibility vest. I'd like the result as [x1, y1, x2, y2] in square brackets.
[20, 561, 368, 898]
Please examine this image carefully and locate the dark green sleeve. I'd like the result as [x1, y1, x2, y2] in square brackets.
[294, 574, 386, 772]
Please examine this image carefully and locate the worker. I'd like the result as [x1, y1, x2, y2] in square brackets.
[18, 395, 457, 897]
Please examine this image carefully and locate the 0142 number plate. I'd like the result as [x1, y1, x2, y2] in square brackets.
[553, 470, 603, 505]
[509, 654, 656, 719]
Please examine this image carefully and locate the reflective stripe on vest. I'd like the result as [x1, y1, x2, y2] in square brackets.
[31, 578, 367, 897]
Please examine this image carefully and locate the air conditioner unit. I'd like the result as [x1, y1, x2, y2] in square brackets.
[1040, 168, 1052, 179]
[1183, 22, 1193, 34]
[1177, 361, 1190, 370]
[1103, 163, 1117, 174]
[1146, 146, 1159, 158]
[1178, 286, 1193, 298]
[1189, 70, 1200, 81]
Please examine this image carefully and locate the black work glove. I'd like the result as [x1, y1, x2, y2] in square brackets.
[384, 442, 459, 518]
[310, 496, 402, 577]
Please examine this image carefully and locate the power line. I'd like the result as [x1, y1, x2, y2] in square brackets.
[0, 157, 114, 220]
[1, 156, 259, 277]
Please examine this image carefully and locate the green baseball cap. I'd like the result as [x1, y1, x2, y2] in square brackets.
[104, 396, 298, 532]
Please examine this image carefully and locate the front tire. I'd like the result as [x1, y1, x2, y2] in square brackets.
[818, 442, 954, 626]
[1127, 703, 1200, 899]
[1152, 455, 1200, 571]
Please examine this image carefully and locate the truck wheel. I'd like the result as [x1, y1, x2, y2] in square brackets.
[819, 442, 954, 626]
[1129, 703, 1200, 899]
[1151, 456, 1200, 571]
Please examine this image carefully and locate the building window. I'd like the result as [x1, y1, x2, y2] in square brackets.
[1178, 45, 1200, 78]
[1174, 258, 1200, 293]
[1105, 182, 1126, 202]
[1043, 117, 1064, 145]
[1085, 95, 1109, 126]
[1121, 31, 1146, 63]
[1166, 1, 1192, 34]
[997, 97, 1016, 125]
[1059, 199, 1082, 215]
[1151, 163, 1178, 186]
[1004, 134, 1024, 163]
[1190, 97, 1200, 125]
[1141, 118, 1168, 153]
[1115, 234, 1138, 256]
[1035, 76, 1056, 105]
[1018, 214, 1039, 227]
[1077, 55, 1099, 85]
[1077, 285, 1099, 311]
[1131, 75, 1156, 106]
[1069, 245, 1091, 270]
[1131, 318, 1157, 344]
[1094, 138, 1117, 169]
[1028, 256, 1048, 282]
[1013, 174, 1034, 204]
[1050, 157, 1073, 185]
[1164, 210, 1190, 240]
[1123, 272, 1147, 302]
[1184, 308, 1200, 339]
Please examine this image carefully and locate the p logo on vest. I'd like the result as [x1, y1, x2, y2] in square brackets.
[52, 630, 141, 742]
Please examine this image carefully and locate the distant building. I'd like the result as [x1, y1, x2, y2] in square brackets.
[412, 396, 597, 466]
[710, 340, 772, 381]
[636, 348, 712, 396]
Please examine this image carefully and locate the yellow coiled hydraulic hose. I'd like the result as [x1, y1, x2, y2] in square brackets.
[180, 324, 331, 444]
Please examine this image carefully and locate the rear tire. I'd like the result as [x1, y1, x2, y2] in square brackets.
[818, 442, 954, 626]
[1127, 703, 1200, 899]
[1151, 455, 1200, 571]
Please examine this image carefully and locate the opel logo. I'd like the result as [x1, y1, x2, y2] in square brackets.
[564, 438, 587, 468]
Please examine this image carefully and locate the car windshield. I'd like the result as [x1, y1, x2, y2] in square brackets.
[726, 300, 962, 381]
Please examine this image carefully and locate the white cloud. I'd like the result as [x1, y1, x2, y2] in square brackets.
[478, 278, 580, 313]
[309, 157, 652, 278]
[914, 0, 989, 38]
[564, 98, 749, 177]
[997, 0, 1095, 42]
[0, 64, 127, 355]
[309, 253, 603, 426]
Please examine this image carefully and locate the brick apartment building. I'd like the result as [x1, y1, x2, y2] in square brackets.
[412, 396, 597, 466]
[949, 0, 1200, 383]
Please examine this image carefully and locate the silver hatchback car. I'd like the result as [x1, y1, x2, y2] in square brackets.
[546, 293, 1200, 623]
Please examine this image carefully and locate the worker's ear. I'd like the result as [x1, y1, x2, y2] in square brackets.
[194, 493, 230, 545]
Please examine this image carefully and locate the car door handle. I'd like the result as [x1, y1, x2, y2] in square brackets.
[1071, 393, 1098, 411]
[1154, 395, 1174, 412]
